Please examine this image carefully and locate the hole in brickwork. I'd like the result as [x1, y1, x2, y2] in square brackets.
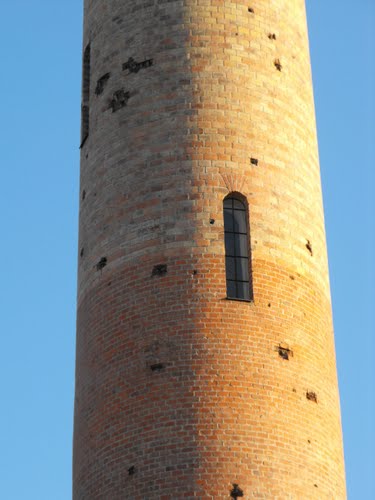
[308, 439, 311, 443]
[231, 484, 244, 499]
[122, 57, 153, 74]
[82, 190, 86, 201]
[80, 247, 84, 258]
[268, 33, 277, 40]
[277, 345, 293, 360]
[110, 89, 130, 112]
[210, 218, 215, 225]
[268, 303, 271, 308]
[289, 275, 295, 280]
[95, 72, 110, 95]
[128, 466, 136, 476]
[306, 391, 318, 403]
[80, 44, 91, 148]
[152, 264, 167, 276]
[248, 7, 254, 13]
[274, 59, 282, 71]
[150, 363, 165, 372]
[306, 239, 313, 256]
[96, 257, 107, 271]
[292, 388, 297, 393]
[250, 157, 258, 166]
[192, 269, 198, 276]
[314, 484, 318, 488]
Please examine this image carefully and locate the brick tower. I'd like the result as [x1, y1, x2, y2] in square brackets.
[74, 1, 346, 498]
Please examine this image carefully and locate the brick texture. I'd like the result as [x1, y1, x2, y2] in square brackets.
[73, 1, 346, 498]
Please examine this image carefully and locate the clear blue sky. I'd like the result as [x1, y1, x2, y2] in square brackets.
[0, 1, 373, 499]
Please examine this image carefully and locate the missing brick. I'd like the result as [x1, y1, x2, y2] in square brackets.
[96, 257, 107, 271]
[122, 57, 153, 74]
[128, 466, 136, 476]
[95, 72, 110, 95]
[150, 363, 165, 372]
[231, 484, 244, 499]
[250, 157, 258, 166]
[277, 345, 293, 360]
[306, 391, 318, 403]
[274, 59, 282, 71]
[306, 239, 313, 256]
[110, 89, 130, 112]
[152, 264, 168, 276]
[268, 33, 277, 40]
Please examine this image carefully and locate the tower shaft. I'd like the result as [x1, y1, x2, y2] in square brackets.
[74, 1, 346, 498]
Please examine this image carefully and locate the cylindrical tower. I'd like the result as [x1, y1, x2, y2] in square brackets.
[74, 1, 346, 498]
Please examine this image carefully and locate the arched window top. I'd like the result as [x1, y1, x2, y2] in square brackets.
[223, 194, 253, 301]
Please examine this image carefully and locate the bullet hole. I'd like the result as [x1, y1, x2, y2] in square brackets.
[231, 484, 244, 499]
[128, 466, 136, 476]
[306, 391, 318, 403]
[110, 89, 130, 112]
[277, 345, 293, 360]
[193, 269, 198, 275]
[250, 157, 258, 166]
[268, 303, 271, 307]
[274, 59, 282, 71]
[289, 275, 295, 280]
[82, 190, 86, 201]
[122, 57, 153, 74]
[95, 72, 110, 95]
[248, 7, 254, 13]
[292, 388, 297, 393]
[150, 363, 165, 372]
[80, 247, 84, 258]
[210, 218, 215, 225]
[268, 33, 277, 40]
[96, 257, 107, 271]
[308, 439, 311, 444]
[152, 264, 167, 276]
[314, 484, 318, 488]
[306, 239, 313, 256]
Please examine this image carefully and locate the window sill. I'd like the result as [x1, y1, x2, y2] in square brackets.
[225, 297, 254, 303]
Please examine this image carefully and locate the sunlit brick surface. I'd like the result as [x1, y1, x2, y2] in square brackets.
[74, 1, 346, 498]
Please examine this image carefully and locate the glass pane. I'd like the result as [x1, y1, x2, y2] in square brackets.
[237, 281, 250, 300]
[225, 233, 235, 256]
[225, 257, 235, 280]
[226, 280, 236, 298]
[233, 209, 247, 233]
[224, 208, 234, 232]
[236, 257, 249, 281]
[223, 198, 233, 209]
[235, 234, 248, 257]
[233, 199, 245, 210]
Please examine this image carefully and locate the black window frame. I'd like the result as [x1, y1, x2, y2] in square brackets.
[223, 195, 253, 301]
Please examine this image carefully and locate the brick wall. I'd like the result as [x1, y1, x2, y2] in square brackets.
[73, 1, 346, 498]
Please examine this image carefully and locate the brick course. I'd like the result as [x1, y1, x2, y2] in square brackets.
[73, 1, 346, 498]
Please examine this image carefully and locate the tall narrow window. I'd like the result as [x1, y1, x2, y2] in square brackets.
[80, 44, 91, 148]
[223, 195, 253, 301]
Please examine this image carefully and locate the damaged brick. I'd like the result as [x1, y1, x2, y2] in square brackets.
[150, 363, 165, 372]
[110, 89, 130, 112]
[231, 484, 244, 499]
[277, 345, 293, 360]
[306, 391, 318, 403]
[306, 239, 313, 256]
[122, 57, 153, 74]
[96, 257, 107, 271]
[210, 218, 215, 225]
[248, 7, 254, 13]
[128, 466, 136, 476]
[268, 33, 277, 40]
[274, 59, 282, 71]
[250, 157, 258, 166]
[95, 72, 110, 95]
[152, 264, 167, 276]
